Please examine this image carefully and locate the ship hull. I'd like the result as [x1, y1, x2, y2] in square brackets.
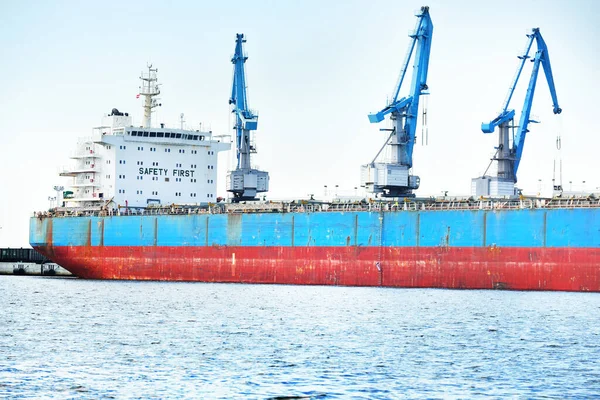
[33, 244, 599, 291]
[30, 207, 600, 291]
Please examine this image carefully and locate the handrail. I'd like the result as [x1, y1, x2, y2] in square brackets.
[33, 196, 600, 219]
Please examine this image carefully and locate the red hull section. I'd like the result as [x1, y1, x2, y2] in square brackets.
[34, 245, 600, 291]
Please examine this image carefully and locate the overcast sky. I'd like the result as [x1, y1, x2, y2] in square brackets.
[0, 0, 598, 247]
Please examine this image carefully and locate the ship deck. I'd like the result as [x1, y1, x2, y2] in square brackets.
[34, 195, 600, 218]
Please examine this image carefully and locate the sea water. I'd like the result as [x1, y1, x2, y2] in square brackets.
[1, 276, 599, 399]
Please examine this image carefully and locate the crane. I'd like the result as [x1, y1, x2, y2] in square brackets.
[360, 6, 433, 198]
[472, 28, 561, 197]
[226, 33, 269, 202]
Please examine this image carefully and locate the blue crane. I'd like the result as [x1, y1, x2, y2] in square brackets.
[361, 6, 433, 198]
[475, 28, 561, 196]
[226, 33, 269, 201]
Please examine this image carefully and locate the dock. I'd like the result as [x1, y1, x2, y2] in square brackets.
[0, 248, 72, 276]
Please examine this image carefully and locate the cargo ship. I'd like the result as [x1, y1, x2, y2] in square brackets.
[29, 16, 600, 291]
[30, 199, 600, 291]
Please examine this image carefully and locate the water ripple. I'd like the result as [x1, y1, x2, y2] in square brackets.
[1, 277, 599, 398]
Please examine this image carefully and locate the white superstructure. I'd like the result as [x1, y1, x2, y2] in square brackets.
[59, 66, 230, 209]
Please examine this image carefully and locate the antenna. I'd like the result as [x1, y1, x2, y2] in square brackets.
[180, 113, 185, 130]
[139, 64, 162, 128]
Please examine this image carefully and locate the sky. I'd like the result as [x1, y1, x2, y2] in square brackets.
[0, 0, 598, 247]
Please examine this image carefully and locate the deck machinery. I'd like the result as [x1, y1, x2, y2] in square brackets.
[361, 6, 433, 198]
[473, 28, 561, 197]
[226, 34, 269, 202]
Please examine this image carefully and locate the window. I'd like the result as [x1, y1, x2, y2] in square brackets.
[157, 132, 164, 138]
[136, 190, 143, 195]
[165, 148, 171, 153]
[165, 178, 170, 182]
[150, 132, 156, 137]
[143, 132, 149, 137]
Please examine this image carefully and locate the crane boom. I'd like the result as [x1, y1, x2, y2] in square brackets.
[226, 33, 269, 202]
[472, 28, 561, 198]
[361, 6, 433, 198]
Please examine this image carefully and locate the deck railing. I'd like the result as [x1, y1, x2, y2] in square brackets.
[33, 196, 600, 219]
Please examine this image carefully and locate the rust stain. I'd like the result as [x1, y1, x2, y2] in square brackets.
[46, 219, 53, 248]
[488, 244, 501, 255]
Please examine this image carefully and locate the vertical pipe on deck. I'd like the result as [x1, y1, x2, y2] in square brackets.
[483, 211, 487, 247]
[153, 217, 158, 247]
[291, 215, 295, 247]
[86, 220, 92, 247]
[543, 211, 547, 247]
[416, 213, 420, 247]
[205, 217, 209, 247]
[100, 219, 104, 247]
[354, 214, 358, 247]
